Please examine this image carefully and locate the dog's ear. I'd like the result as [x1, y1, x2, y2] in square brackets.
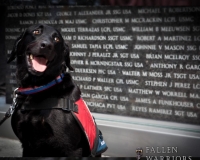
[64, 43, 74, 71]
[7, 29, 27, 63]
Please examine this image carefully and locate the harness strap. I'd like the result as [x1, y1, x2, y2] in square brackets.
[21, 98, 78, 113]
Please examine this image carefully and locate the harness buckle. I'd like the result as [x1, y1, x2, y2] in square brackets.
[61, 98, 78, 113]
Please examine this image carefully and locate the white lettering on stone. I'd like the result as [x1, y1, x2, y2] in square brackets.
[97, 78, 114, 83]
[138, 8, 161, 14]
[92, 18, 123, 24]
[132, 27, 154, 32]
[150, 63, 177, 69]
[164, 45, 185, 50]
[72, 76, 91, 82]
[61, 28, 76, 32]
[149, 108, 172, 115]
[75, 68, 96, 74]
[132, 106, 147, 112]
[163, 36, 191, 41]
[145, 81, 167, 87]
[70, 52, 86, 57]
[84, 85, 102, 91]
[92, 94, 109, 100]
[72, 44, 87, 49]
[161, 26, 190, 32]
[162, 91, 187, 98]
[134, 45, 156, 50]
[135, 98, 151, 104]
[128, 88, 153, 95]
[87, 101, 105, 108]
[146, 53, 162, 59]
[137, 36, 155, 41]
[90, 61, 123, 67]
[159, 100, 193, 108]
[164, 54, 189, 60]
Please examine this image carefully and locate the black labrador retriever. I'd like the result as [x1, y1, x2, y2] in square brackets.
[7, 24, 107, 157]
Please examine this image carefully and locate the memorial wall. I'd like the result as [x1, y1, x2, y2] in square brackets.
[5, 6, 200, 124]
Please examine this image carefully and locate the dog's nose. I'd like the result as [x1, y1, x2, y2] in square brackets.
[40, 41, 52, 50]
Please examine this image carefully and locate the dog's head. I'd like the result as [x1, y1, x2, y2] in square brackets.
[8, 24, 74, 86]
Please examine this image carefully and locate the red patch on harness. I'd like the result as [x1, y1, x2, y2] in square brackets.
[74, 98, 96, 150]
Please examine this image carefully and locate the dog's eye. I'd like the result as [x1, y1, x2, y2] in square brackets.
[54, 37, 60, 42]
[33, 30, 40, 35]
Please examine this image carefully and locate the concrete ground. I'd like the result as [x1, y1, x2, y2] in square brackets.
[0, 137, 22, 157]
[0, 137, 110, 158]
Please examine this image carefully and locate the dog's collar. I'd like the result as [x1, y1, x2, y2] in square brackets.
[16, 73, 65, 95]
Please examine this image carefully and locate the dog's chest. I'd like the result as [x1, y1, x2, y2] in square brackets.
[13, 108, 77, 145]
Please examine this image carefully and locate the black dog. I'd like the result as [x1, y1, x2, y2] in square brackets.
[7, 24, 107, 157]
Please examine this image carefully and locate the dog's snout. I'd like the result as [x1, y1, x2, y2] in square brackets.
[41, 43, 46, 48]
[40, 41, 52, 50]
